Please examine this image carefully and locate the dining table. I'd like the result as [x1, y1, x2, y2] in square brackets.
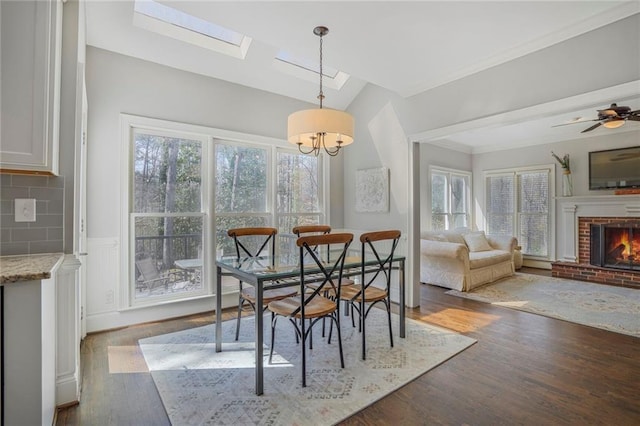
[215, 250, 406, 395]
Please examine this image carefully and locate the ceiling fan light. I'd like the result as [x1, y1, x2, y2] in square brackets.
[603, 120, 625, 129]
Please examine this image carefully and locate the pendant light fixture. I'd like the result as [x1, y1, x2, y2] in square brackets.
[287, 26, 354, 156]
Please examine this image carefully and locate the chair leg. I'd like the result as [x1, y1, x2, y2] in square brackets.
[268, 312, 276, 364]
[334, 314, 345, 368]
[301, 317, 307, 387]
[386, 299, 394, 348]
[235, 296, 244, 341]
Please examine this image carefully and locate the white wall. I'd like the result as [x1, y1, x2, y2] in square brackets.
[85, 47, 326, 331]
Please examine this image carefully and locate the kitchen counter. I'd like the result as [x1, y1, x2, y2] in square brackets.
[0, 253, 64, 284]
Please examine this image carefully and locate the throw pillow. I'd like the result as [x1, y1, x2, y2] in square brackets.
[463, 231, 493, 252]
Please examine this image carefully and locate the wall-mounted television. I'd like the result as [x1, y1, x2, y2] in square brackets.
[589, 146, 640, 190]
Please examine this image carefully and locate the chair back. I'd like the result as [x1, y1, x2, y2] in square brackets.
[292, 225, 331, 237]
[135, 257, 160, 281]
[293, 225, 332, 261]
[296, 233, 353, 317]
[227, 227, 277, 261]
[360, 230, 401, 292]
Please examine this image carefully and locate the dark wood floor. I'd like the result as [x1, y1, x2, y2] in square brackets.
[57, 269, 640, 425]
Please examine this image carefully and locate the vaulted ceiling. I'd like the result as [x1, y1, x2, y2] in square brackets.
[86, 1, 640, 149]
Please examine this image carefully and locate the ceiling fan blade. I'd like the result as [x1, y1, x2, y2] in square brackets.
[581, 122, 602, 133]
[551, 119, 597, 128]
[628, 109, 640, 115]
[628, 115, 640, 122]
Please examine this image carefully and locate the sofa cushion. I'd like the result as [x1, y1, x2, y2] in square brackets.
[463, 231, 492, 252]
[468, 250, 512, 269]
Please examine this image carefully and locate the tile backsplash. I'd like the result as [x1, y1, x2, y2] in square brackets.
[0, 174, 64, 255]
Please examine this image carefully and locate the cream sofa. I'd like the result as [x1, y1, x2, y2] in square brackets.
[420, 230, 517, 291]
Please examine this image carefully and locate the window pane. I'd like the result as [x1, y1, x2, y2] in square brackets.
[486, 175, 514, 236]
[431, 173, 446, 214]
[520, 214, 548, 256]
[215, 145, 267, 213]
[277, 152, 319, 213]
[451, 213, 468, 229]
[134, 216, 203, 300]
[451, 175, 467, 214]
[519, 172, 548, 213]
[518, 171, 549, 257]
[134, 133, 202, 213]
[431, 214, 447, 231]
[214, 215, 269, 256]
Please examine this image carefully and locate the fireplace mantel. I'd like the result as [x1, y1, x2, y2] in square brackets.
[557, 196, 640, 263]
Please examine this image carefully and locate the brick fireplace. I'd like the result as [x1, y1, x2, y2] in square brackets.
[552, 215, 640, 289]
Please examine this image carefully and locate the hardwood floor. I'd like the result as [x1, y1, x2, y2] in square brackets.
[57, 269, 640, 425]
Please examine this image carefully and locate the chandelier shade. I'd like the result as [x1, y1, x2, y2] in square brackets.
[288, 108, 354, 148]
[287, 26, 354, 156]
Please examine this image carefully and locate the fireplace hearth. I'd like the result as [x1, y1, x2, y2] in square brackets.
[590, 222, 640, 271]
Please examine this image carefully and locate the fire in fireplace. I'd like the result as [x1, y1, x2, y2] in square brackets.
[590, 222, 640, 270]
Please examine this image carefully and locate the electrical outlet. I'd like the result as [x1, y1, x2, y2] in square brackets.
[15, 198, 36, 222]
[106, 289, 114, 305]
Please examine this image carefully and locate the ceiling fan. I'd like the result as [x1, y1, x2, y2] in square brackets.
[553, 103, 640, 133]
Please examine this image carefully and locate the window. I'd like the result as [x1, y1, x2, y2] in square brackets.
[131, 129, 207, 303]
[214, 142, 270, 257]
[123, 116, 328, 309]
[430, 167, 471, 231]
[214, 144, 325, 258]
[485, 167, 552, 259]
[276, 149, 324, 257]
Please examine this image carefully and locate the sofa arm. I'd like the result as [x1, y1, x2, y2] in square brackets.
[421, 239, 469, 261]
[486, 235, 517, 252]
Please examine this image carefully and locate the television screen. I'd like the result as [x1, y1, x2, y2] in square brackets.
[589, 146, 640, 190]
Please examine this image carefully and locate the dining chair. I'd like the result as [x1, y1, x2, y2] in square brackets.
[267, 232, 353, 387]
[227, 227, 297, 341]
[293, 224, 354, 285]
[339, 230, 401, 360]
[292, 224, 354, 337]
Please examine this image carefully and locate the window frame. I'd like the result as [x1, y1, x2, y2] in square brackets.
[120, 114, 329, 310]
[429, 166, 472, 231]
[483, 164, 556, 262]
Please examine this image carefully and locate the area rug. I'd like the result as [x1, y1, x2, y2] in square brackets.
[139, 309, 475, 425]
[446, 273, 639, 337]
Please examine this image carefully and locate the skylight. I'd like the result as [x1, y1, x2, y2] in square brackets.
[133, 0, 251, 59]
[275, 50, 338, 79]
[274, 50, 349, 90]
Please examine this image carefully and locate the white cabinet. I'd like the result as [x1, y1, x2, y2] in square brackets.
[0, 0, 62, 175]
[3, 276, 57, 425]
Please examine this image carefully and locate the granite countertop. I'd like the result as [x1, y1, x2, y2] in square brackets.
[0, 253, 65, 284]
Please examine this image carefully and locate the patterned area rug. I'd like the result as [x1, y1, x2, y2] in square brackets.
[446, 273, 639, 337]
[139, 309, 475, 425]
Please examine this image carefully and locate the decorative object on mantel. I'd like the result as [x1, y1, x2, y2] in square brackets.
[287, 26, 354, 157]
[552, 151, 572, 196]
[355, 167, 389, 212]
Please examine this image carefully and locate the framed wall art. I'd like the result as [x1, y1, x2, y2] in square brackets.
[355, 167, 389, 213]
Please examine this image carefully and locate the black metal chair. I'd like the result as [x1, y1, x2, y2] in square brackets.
[339, 230, 401, 360]
[267, 232, 353, 387]
[227, 227, 297, 341]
